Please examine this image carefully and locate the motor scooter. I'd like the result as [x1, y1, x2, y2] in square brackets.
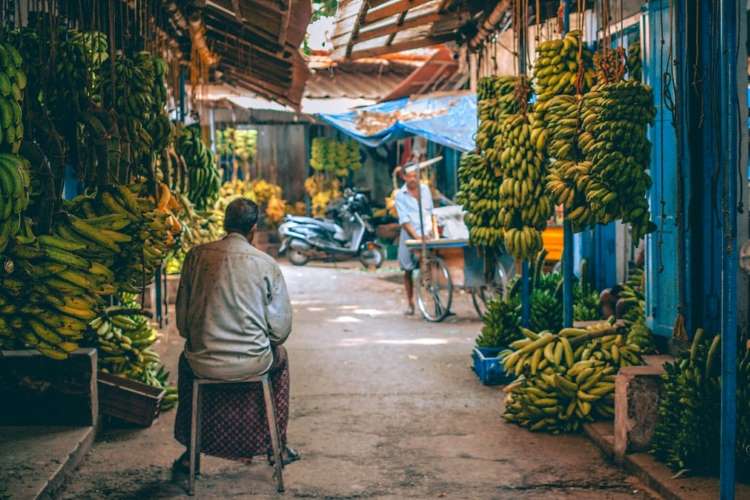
[278, 189, 384, 268]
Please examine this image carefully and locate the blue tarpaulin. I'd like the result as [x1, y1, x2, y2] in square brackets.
[317, 91, 477, 152]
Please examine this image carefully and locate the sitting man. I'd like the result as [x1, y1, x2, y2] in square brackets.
[173, 197, 298, 472]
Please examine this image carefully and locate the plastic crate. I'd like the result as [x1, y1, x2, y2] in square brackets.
[472, 347, 511, 385]
[98, 372, 165, 427]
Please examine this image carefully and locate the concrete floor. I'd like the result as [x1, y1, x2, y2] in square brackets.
[58, 263, 656, 499]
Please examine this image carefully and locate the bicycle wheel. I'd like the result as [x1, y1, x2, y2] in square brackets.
[415, 257, 453, 322]
[471, 264, 510, 319]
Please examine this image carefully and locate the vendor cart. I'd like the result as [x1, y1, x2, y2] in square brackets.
[405, 238, 514, 322]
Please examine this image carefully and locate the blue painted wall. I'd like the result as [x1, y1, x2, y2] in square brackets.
[642, 0, 681, 337]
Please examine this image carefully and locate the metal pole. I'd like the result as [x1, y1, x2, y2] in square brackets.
[719, 0, 739, 496]
[560, 0, 574, 328]
[519, 0, 530, 328]
[179, 66, 186, 123]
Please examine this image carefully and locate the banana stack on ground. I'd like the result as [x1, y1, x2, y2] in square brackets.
[579, 80, 656, 240]
[88, 304, 177, 410]
[476, 295, 522, 348]
[0, 153, 30, 252]
[0, 40, 26, 154]
[456, 153, 504, 247]
[617, 266, 657, 353]
[497, 111, 553, 259]
[501, 321, 644, 433]
[651, 329, 724, 472]
[533, 31, 594, 106]
[177, 124, 221, 211]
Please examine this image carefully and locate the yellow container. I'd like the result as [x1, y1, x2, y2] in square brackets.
[542, 225, 563, 262]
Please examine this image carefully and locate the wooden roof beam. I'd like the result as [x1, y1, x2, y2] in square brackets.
[345, 2, 371, 58]
[365, 0, 436, 24]
[349, 33, 455, 59]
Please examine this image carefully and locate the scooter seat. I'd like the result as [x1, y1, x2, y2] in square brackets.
[286, 215, 338, 234]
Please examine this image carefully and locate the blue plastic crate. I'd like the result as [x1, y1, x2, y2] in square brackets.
[472, 347, 512, 385]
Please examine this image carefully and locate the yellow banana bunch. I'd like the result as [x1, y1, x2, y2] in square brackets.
[310, 137, 360, 177]
[533, 30, 595, 106]
[456, 153, 504, 247]
[501, 322, 644, 433]
[305, 174, 341, 217]
[497, 112, 553, 260]
[0, 211, 121, 358]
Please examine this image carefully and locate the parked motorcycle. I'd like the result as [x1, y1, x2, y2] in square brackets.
[278, 189, 384, 268]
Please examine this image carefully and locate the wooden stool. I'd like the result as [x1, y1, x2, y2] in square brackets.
[188, 374, 284, 495]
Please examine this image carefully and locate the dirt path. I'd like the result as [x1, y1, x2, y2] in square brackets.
[58, 263, 656, 499]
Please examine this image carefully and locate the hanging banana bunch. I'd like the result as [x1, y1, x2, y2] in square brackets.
[497, 79, 553, 260]
[102, 51, 156, 178]
[534, 31, 598, 231]
[0, 40, 26, 155]
[177, 124, 221, 211]
[0, 153, 30, 252]
[579, 79, 656, 239]
[457, 76, 518, 249]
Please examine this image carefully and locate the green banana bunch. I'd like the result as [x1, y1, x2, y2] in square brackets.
[626, 41, 642, 81]
[149, 56, 173, 154]
[456, 153, 504, 247]
[102, 51, 156, 165]
[459, 76, 519, 249]
[530, 288, 563, 333]
[616, 265, 657, 353]
[0, 40, 26, 154]
[501, 321, 644, 433]
[651, 329, 725, 473]
[579, 80, 656, 240]
[0, 153, 30, 252]
[533, 31, 595, 106]
[498, 111, 553, 260]
[476, 76, 519, 153]
[88, 303, 177, 411]
[476, 294, 522, 348]
[177, 124, 221, 211]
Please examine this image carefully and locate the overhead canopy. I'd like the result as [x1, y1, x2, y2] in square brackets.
[317, 91, 476, 152]
[331, 0, 476, 60]
[187, 0, 312, 109]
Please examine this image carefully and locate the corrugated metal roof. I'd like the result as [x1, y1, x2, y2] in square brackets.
[304, 59, 417, 99]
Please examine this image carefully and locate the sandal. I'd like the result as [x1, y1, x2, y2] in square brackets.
[404, 304, 415, 316]
[171, 451, 190, 475]
[267, 446, 301, 466]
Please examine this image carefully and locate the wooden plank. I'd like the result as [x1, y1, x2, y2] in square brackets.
[356, 11, 443, 43]
[349, 32, 454, 59]
[364, 0, 436, 24]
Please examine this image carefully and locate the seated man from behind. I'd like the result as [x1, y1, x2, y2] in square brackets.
[173, 197, 298, 471]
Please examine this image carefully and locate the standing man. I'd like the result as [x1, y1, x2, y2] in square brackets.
[395, 164, 434, 315]
[173, 197, 299, 472]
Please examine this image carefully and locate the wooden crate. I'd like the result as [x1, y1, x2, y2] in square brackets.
[98, 372, 165, 427]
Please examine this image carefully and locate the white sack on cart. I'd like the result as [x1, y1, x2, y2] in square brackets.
[433, 206, 469, 240]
